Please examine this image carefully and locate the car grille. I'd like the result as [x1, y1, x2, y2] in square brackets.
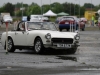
[51, 38, 73, 44]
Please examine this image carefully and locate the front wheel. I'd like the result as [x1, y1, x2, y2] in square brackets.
[82, 25, 85, 31]
[67, 47, 77, 54]
[34, 38, 44, 54]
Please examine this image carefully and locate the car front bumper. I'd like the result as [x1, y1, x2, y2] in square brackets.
[44, 42, 80, 49]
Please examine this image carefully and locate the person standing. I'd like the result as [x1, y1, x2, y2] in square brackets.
[91, 15, 95, 26]
[27, 16, 30, 21]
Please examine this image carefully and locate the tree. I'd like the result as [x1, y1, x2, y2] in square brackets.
[26, 4, 41, 15]
[84, 3, 95, 9]
[62, 2, 70, 15]
[3, 2, 15, 16]
[51, 2, 63, 13]
[42, 5, 50, 13]
[80, 6, 85, 17]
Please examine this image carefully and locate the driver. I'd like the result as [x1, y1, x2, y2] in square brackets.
[21, 23, 25, 30]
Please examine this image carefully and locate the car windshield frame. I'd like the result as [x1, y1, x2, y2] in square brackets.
[26, 22, 58, 31]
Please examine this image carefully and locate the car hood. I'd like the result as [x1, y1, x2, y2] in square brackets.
[30, 30, 76, 39]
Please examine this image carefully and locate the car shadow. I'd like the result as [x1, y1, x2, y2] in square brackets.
[42, 49, 69, 55]
[12, 49, 70, 55]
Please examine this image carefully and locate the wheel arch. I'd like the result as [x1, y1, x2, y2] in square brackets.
[34, 36, 43, 45]
[4, 36, 14, 49]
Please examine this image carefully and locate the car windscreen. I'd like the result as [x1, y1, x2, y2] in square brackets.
[27, 22, 58, 31]
[61, 17, 75, 21]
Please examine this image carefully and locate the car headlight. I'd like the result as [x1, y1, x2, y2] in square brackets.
[75, 34, 80, 40]
[45, 33, 51, 39]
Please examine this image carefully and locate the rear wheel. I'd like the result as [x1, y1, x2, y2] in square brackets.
[34, 38, 44, 54]
[5, 37, 15, 52]
[66, 29, 69, 31]
[82, 25, 85, 31]
[82, 28, 85, 31]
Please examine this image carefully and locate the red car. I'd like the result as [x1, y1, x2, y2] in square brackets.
[59, 17, 77, 31]
[78, 21, 85, 31]
[80, 18, 87, 24]
[77, 18, 85, 31]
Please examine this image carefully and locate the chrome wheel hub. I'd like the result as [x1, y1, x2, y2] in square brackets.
[7, 39, 12, 51]
[35, 40, 41, 53]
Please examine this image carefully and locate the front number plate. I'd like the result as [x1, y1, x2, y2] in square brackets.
[57, 44, 71, 48]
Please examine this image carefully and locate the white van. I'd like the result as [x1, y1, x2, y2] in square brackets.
[3, 15, 13, 23]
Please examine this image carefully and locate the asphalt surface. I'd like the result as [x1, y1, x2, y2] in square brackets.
[0, 24, 100, 75]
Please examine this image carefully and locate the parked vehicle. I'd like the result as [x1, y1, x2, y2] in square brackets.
[30, 15, 49, 22]
[59, 16, 78, 31]
[97, 10, 100, 29]
[22, 16, 27, 21]
[0, 13, 13, 23]
[77, 18, 85, 31]
[1, 21, 80, 54]
[55, 17, 63, 24]
[3, 15, 13, 23]
[80, 17, 87, 24]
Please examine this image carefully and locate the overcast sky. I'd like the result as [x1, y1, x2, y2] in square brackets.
[0, 0, 100, 7]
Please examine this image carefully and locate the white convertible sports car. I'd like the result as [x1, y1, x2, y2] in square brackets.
[1, 21, 80, 54]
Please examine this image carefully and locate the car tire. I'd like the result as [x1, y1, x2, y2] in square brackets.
[82, 28, 85, 31]
[67, 47, 77, 54]
[59, 28, 62, 31]
[5, 37, 15, 52]
[66, 29, 69, 31]
[34, 38, 44, 54]
[1, 21, 3, 24]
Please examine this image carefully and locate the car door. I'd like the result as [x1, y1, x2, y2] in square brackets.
[14, 22, 27, 46]
[14, 31, 27, 46]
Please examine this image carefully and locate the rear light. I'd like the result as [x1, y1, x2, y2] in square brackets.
[59, 21, 65, 24]
[59, 20, 75, 25]
[70, 21, 75, 24]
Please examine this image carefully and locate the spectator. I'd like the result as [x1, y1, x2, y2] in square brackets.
[20, 22, 25, 31]
[14, 19, 20, 30]
[91, 15, 95, 26]
[27, 16, 30, 21]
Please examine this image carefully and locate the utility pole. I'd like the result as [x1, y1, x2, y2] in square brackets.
[79, 0, 80, 18]
[70, 3, 71, 15]
[74, 3, 75, 16]
[41, 0, 42, 15]
[50, 0, 51, 10]
[74, 0, 77, 16]
[91, 0, 92, 11]
[22, 2, 23, 18]
[79, 0, 80, 32]
[15, 3, 16, 18]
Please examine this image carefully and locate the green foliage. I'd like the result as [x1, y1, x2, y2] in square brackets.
[80, 6, 85, 16]
[16, 10, 22, 16]
[1, 2, 15, 16]
[42, 5, 50, 13]
[0, 1, 100, 17]
[84, 3, 95, 8]
[26, 4, 41, 15]
[51, 2, 63, 13]
[15, 2, 28, 8]
[49, 17, 56, 22]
